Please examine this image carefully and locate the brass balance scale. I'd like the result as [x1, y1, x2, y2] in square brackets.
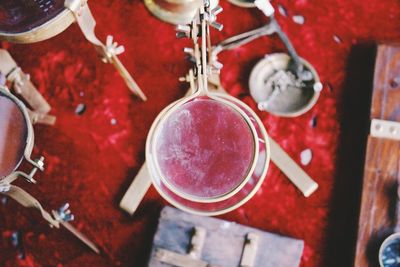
[120, 0, 321, 216]
[0, 0, 323, 255]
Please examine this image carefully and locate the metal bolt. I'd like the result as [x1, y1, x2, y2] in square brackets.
[210, 21, 224, 31]
[57, 203, 75, 222]
[211, 6, 223, 16]
[212, 60, 223, 70]
[176, 25, 191, 38]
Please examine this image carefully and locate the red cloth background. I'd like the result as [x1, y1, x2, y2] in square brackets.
[1, 0, 399, 266]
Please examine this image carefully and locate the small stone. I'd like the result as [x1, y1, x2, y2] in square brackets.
[300, 149, 312, 166]
[111, 118, 117, 125]
[11, 231, 20, 247]
[278, 4, 288, 17]
[292, 15, 305, 25]
[75, 103, 86, 115]
[313, 82, 323, 92]
[333, 35, 342, 43]
[310, 116, 317, 128]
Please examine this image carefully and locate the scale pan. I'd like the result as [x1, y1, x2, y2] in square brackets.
[0, 91, 28, 179]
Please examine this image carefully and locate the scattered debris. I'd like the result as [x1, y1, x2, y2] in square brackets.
[292, 15, 305, 25]
[75, 103, 86, 115]
[1, 196, 8, 205]
[11, 232, 19, 247]
[11, 231, 25, 260]
[300, 149, 312, 166]
[277, 4, 288, 17]
[310, 116, 318, 128]
[333, 34, 342, 43]
[111, 118, 117, 125]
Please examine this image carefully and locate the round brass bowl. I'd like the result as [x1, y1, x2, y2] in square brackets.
[249, 53, 322, 117]
[144, 0, 219, 25]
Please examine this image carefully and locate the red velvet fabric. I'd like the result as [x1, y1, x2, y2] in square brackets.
[1, 0, 399, 266]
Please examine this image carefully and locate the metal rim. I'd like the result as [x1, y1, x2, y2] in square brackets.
[146, 93, 270, 216]
[379, 232, 400, 267]
[0, 88, 34, 179]
[149, 94, 260, 203]
[249, 53, 321, 118]
[228, 0, 256, 8]
[144, 0, 199, 25]
[144, 0, 219, 25]
[0, 9, 75, 44]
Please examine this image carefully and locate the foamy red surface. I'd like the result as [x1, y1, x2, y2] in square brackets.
[156, 98, 254, 199]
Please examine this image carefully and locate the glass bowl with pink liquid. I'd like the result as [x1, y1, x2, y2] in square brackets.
[146, 92, 270, 216]
[0, 88, 32, 180]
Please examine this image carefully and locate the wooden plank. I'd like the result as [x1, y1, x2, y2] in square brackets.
[354, 45, 400, 267]
[119, 164, 151, 215]
[148, 206, 304, 267]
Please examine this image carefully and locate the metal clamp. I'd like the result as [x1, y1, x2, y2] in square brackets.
[370, 119, 400, 141]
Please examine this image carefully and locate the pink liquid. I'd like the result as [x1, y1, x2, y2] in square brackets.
[156, 98, 254, 199]
[0, 94, 28, 178]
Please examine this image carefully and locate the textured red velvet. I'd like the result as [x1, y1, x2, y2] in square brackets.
[0, 0, 399, 266]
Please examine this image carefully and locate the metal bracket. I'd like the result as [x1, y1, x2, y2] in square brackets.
[370, 119, 400, 141]
[0, 49, 56, 125]
[240, 233, 260, 267]
[17, 156, 45, 184]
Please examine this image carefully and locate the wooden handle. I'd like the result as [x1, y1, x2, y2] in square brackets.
[269, 137, 318, 197]
[119, 164, 152, 215]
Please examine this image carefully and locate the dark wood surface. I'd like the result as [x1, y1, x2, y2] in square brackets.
[354, 45, 400, 267]
[148, 206, 304, 267]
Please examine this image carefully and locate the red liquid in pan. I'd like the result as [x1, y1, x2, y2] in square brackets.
[156, 98, 255, 199]
[0, 0, 65, 34]
[0, 94, 28, 178]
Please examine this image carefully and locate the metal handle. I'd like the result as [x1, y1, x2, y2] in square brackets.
[65, 2, 147, 101]
[213, 25, 275, 57]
